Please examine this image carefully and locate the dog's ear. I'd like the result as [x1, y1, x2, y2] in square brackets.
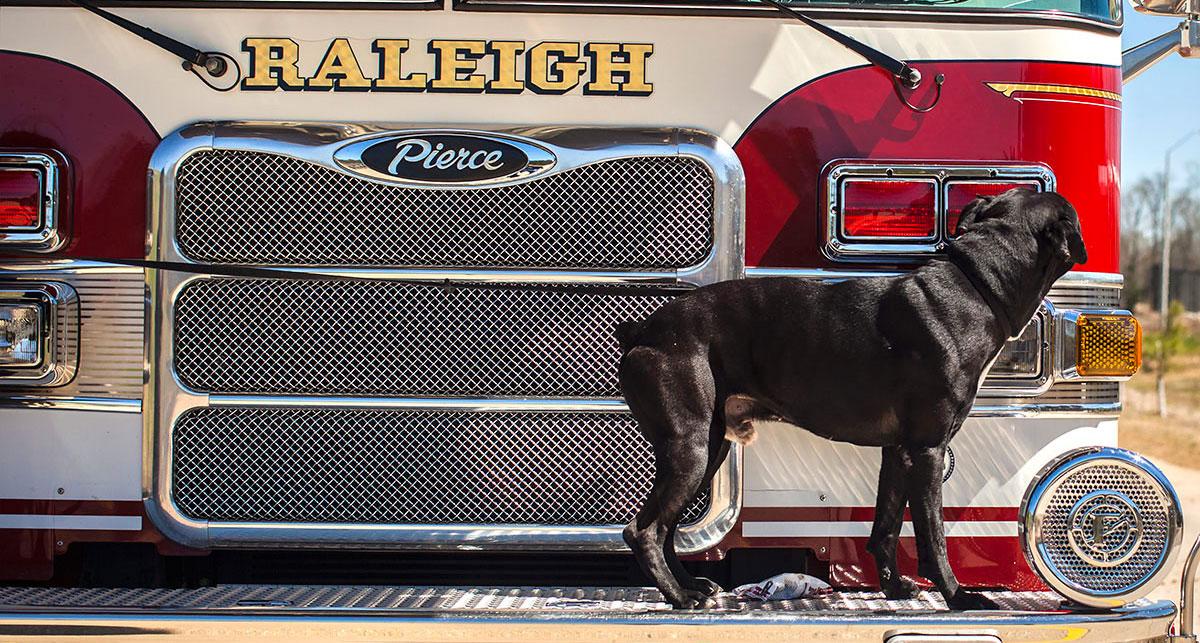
[1042, 198, 1088, 265]
[954, 196, 994, 236]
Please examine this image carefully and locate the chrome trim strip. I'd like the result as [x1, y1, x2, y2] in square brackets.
[210, 395, 633, 411]
[0, 396, 141, 412]
[146, 122, 745, 552]
[747, 268, 1123, 287]
[0, 152, 64, 253]
[969, 401, 1121, 417]
[823, 162, 1055, 261]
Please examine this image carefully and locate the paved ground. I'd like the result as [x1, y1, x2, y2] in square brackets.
[1146, 460, 1199, 608]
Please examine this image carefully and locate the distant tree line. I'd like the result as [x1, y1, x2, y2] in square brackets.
[1120, 165, 1200, 311]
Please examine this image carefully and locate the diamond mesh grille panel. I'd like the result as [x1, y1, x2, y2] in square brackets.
[175, 150, 714, 269]
[172, 407, 711, 526]
[1040, 463, 1172, 594]
[174, 279, 678, 396]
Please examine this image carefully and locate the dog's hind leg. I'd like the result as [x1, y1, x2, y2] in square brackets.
[903, 444, 1000, 610]
[868, 446, 918, 599]
[619, 347, 716, 609]
[624, 437, 712, 609]
[662, 432, 731, 598]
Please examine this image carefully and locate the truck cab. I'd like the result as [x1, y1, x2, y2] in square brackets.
[0, 0, 1197, 639]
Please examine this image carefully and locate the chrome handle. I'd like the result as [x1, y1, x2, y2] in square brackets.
[1180, 533, 1200, 640]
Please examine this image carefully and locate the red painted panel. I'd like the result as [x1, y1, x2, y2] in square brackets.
[736, 61, 1121, 273]
[0, 52, 159, 259]
[710, 506, 1045, 590]
[0, 500, 54, 581]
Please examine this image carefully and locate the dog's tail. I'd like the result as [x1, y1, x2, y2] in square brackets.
[614, 320, 642, 354]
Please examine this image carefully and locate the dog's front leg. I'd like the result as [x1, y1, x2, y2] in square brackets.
[904, 444, 1000, 610]
[868, 446, 918, 599]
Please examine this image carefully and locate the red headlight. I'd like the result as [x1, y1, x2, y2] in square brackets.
[0, 168, 43, 230]
[841, 179, 937, 239]
[945, 181, 1039, 237]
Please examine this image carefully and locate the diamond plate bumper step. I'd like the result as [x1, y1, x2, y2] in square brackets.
[0, 585, 1176, 641]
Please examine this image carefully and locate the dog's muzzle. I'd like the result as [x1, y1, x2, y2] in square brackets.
[1019, 446, 1182, 607]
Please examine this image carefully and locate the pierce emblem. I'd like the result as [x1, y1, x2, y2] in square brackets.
[1067, 491, 1143, 568]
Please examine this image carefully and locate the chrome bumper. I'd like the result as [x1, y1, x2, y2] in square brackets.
[0, 587, 1177, 642]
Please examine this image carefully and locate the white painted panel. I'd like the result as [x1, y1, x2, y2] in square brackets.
[0, 514, 142, 531]
[744, 418, 1118, 508]
[0, 7, 1120, 143]
[0, 409, 142, 501]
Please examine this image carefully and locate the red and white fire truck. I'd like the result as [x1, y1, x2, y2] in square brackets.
[1, 0, 1198, 638]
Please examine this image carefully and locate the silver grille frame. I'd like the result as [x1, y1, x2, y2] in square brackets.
[146, 122, 745, 552]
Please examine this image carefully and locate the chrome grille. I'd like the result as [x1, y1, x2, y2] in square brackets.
[174, 279, 678, 397]
[1039, 463, 1172, 594]
[1047, 283, 1121, 308]
[175, 150, 714, 270]
[172, 407, 710, 526]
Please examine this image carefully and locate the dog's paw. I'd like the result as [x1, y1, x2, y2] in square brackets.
[684, 576, 723, 597]
[669, 590, 718, 610]
[946, 590, 1001, 611]
[882, 577, 920, 600]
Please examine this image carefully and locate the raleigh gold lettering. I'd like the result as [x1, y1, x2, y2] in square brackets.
[239, 37, 652, 95]
[486, 41, 525, 94]
[526, 42, 586, 95]
[307, 38, 373, 91]
[428, 40, 487, 93]
[372, 39, 427, 91]
[241, 38, 306, 91]
[584, 43, 653, 96]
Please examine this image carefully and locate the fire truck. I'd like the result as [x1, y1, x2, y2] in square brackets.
[1, 0, 1198, 638]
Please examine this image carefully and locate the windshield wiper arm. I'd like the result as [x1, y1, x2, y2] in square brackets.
[758, 0, 926, 91]
[66, 0, 239, 90]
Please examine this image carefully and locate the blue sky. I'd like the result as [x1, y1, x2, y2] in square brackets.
[1121, 8, 1200, 189]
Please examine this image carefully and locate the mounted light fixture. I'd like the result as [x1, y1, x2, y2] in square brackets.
[824, 162, 1055, 261]
[1020, 447, 1182, 608]
[0, 151, 66, 252]
[0, 283, 78, 387]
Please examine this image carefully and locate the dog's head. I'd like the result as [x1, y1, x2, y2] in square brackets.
[955, 189, 1087, 272]
[952, 189, 1087, 333]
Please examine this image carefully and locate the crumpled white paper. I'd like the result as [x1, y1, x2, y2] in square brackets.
[732, 572, 833, 601]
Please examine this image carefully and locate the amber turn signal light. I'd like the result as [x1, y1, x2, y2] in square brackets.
[1075, 313, 1142, 377]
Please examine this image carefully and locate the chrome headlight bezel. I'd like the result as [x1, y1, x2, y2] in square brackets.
[1019, 446, 1183, 607]
[0, 282, 78, 387]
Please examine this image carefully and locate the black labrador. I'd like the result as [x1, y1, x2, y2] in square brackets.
[615, 189, 1086, 609]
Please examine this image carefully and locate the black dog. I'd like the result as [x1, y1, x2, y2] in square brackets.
[615, 190, 1086, 609]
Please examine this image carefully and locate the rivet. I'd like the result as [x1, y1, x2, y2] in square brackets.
[56, 488, 64, 495]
